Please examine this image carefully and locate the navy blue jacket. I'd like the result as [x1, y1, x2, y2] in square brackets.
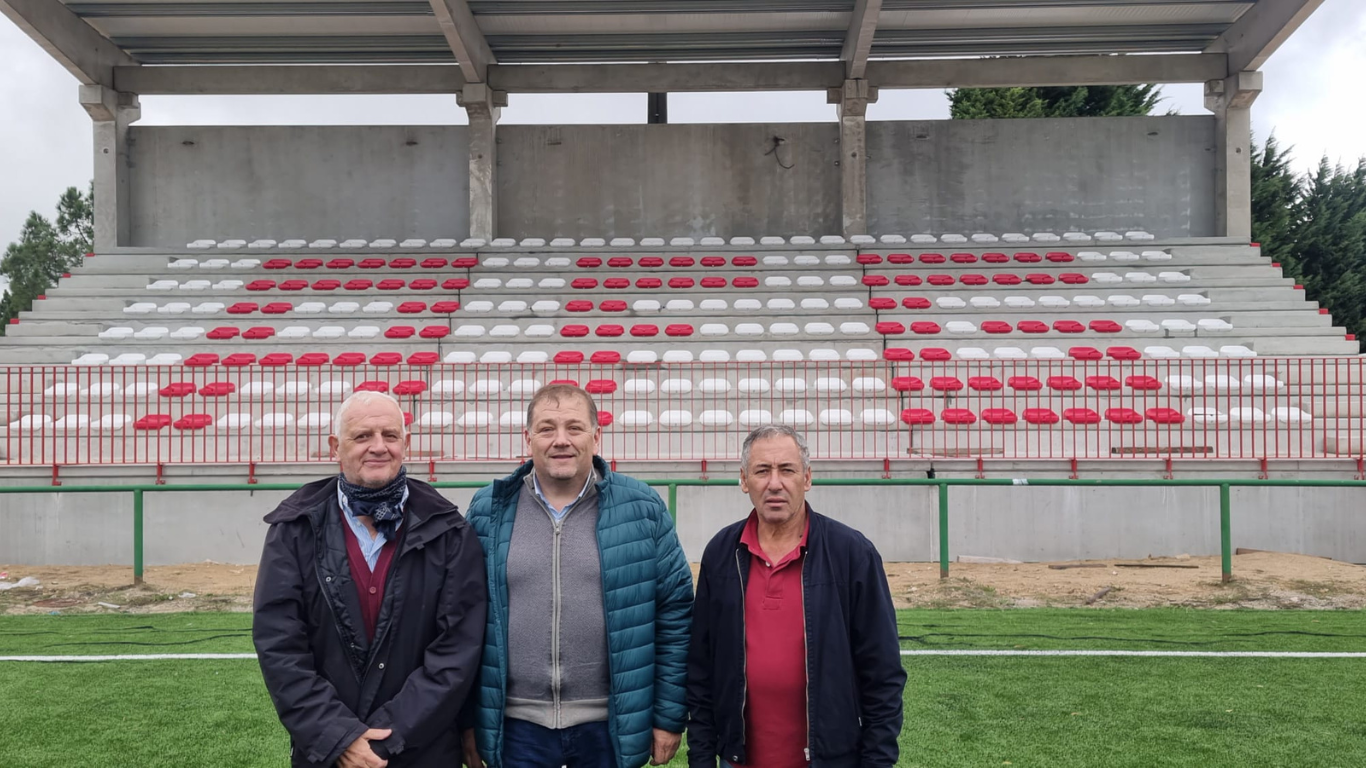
[686, 508, 906, 767]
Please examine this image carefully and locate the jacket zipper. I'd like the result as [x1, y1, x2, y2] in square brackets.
[801, 555, 811, 763]
[313, 520, 364, 681]
[734, 548, 748, 755]
[551, 514, 564, 728]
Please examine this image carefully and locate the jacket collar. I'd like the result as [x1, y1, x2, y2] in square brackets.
[492, 455, 612, 506]
[264, 473, 464, 548]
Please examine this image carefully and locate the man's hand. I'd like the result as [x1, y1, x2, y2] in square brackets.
[337, 728, 391, 768]
[650, 728, 682, 766]
[462, 729, 485, 768]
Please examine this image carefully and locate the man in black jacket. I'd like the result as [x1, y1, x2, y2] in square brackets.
[254, 390, 487, 767]
[686, 425, 906, 768]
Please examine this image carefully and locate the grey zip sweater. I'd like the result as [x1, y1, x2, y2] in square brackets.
[503, 473, 611, 729]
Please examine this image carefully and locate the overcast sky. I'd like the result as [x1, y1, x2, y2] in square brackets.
[2, 3, 1364, 248]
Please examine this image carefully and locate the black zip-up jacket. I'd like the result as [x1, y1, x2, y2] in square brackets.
[686, 507, 906, 767]
[253, 476, 487, 767]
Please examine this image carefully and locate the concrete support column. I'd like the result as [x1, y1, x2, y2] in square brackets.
[457, 83, 506, 241]
[827, 79, 877, 237]
[1204, 71, 1262, 240]
[80, 85, 141, 251]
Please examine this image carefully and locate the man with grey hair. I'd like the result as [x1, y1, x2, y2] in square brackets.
[687, 424, 905, 768]
[254, 390, 487, 767]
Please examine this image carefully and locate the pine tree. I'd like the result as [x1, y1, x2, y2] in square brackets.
[1250, 134, 1299, 266]
[949, 83, 1164, 119]
[0, 186, 93, 332]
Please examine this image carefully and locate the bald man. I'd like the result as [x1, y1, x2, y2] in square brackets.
[254, 391, 487, 767]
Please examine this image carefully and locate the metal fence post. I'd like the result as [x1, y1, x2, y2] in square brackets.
[1220, 483, 1232, 583]
[667, 483, 678, 524]
[133, 488, 144, 586]
[938, 482, 950, 579]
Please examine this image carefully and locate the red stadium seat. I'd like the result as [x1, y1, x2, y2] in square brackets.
[311, 279, 341, 291]
[561, 325, 590, 337]
[409, 278, 437, 290]
[297, 353, 330, 366]
[982, 252, 1009, 264]
[919, 253, 945, 264]
[1018, 320, 1048, 333]
[1008, 376, 1043, 391]
[334, 353, 367, 366]
[576, 257, 602, 268]
[1145, 408, 1184, 424]
[264, 259, 292, 270]
[590, 351, 621, 364]
[608, 257, 635, 268]
[868, 297, 896, 310]
[369, 353, 403, 366]
[597, 411, 614, 427]
[1014, 252, 1042, 263]
[208, 326, 241, 340]
[1025, 273, 1055, 285]
[359, 258, 386, 269]
[888, 253, 914, 264]
[185, 353, 219, 367]
[227, 302, 258, 315]
[1064, 408, 1101, 425]
[597, 324, 627, 337]
[927, 275, 955, 286]
[884, 348, 915, 361]
[554, 351, 585, 364]
[280, 279, 308, 291]
[246, 280, 276, 292]
[600, 300, 627, 312]
[700, 277, 727, 288]
[731, 256, 758, 267]
[262, 302, 292, 314]
[902, 297, 931, 309]
[243, 327, 275, 340]
[159, 382, 197, 398]
[566, 300, 595, 312]
[891, 376, 924, 391]
[969, 376, 1003, 392]
[295, 258, 323, 269]
[982, 321, 1013, 334]
[930, 376, 964, 392]
[951, 253, 977, 264]
[1086, 375, 1122, 391]
[992, 274, 1022, 285]
[921, 348, 952, 361]
[665, 324, 694, 337]
[982, 408, 1018, 425]
[1108, 346, 1142, 360]
[669, 256, 695, 268]
[942, 408, 977, 425]
[1059, 273, 1088, 284]
[604, 278, 630, 289]
[1024, 408, 1060, 425]
[377, 279, 405, 291]
[901, 408, 936, 425]
[862, 275, 889, 287]
[174, 414, 213, 431]
[732, 277, 759, 288]
[586, 380, 618, 394]
[421, 258, 448, 269]
[571, 278, 598, 289]
[384, 326, 416, 339]
[1089, 320, 1123, 333]
[326, 259, 354, 270]
[356, 380, 390, 393]
[1047, 376, 1083, 391]
[408, 352, 439, 366]
[635, 277, 662, 289]
[389, 258, 416, 269]
[135, 414, 173, 431]
[419, 325, 450, 339]
[1126, 375, 1162, 390]
[911, 321, 941, 335]
[961, 274, 988, 285]
[261, 353, 294, 366]
[857, 254, 883, 265]
[200, 381, 237, 396]
[398, 301, 428, 314]
[393, 380, 427, 395]
[1053, 320, 1084, 333]
[432, 301, 460, 313]
[441, 278, 470, 290]
[1105, 408, 1144, 424]
[629, 324, 658, 337]
[894, 274, 922, 287]
[668, 277, 695, 289]
[638, 257, 664, 267]
[451, 257, 478, 268]
[875, 322, 906, 335]
[1046, 252, 1074, 263]
[1069, 346, 1102, 360]
[700, 257, 726, 267]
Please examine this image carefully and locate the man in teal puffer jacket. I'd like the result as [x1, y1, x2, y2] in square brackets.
[461, 384, 693, 768]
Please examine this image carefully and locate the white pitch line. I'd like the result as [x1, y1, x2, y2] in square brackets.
[900, 650, 1366, 658]
[0, 653, 257, 662]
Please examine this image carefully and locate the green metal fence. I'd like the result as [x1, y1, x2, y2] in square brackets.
[2, 477, 1364, 586]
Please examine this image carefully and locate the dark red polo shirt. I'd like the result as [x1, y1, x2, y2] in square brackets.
[734, 511, 810, 768]
[340, 506, 400, 641]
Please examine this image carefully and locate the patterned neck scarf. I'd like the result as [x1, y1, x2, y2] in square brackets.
[338, 466, 407, 538]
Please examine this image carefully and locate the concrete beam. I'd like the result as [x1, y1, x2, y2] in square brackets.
[429, 0, 495, 83]
[0, 0, 136, 87]
[1206, 0, 1325, 75]
[115, 65, 465, 95]
[1204, 72, 1263, 241]
[841, 0, 882, 81]
[80, 85, 141, 251]
[105, 54, 1227, 97]
[457, 84, 506, 241]
[827, 80, 878, 237]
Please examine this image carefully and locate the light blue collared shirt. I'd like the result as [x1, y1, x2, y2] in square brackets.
[531, 471, 595, 521]
[338, 484, 408, 572]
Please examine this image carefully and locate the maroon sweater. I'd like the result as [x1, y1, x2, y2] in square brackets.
[340, 507, 400, 641]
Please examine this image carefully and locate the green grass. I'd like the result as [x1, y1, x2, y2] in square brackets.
[2, 609, 1364, 767]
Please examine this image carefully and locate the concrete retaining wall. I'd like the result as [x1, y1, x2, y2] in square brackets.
[866, 116, 1217, 238]
[127, 126, 471, 245]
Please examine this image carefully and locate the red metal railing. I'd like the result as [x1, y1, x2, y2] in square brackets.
[1, 358, 1360, 465]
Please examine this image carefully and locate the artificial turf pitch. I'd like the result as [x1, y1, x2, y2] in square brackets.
[1, 609, 1363, 767]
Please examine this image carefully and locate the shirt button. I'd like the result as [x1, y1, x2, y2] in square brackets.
[369, 586, 378, 595]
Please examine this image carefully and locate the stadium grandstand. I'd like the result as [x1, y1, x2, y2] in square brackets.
[1, 0, 1358, 566]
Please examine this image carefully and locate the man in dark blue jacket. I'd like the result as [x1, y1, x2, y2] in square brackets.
[687, 425, 905, 768]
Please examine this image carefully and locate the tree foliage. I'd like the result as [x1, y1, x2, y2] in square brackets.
[0, 185, 93, 333]
[949, 84, 1164, 119]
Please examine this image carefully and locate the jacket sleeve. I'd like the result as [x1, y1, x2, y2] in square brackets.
[684, 552, 718, 767]
[852, 542, 907, 767]
[252, 522, 370, 767]
[651, 500, 694, 735]
[366, 522, 489, 758]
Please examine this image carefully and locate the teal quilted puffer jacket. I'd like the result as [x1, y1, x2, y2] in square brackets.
[465, 457, 694, 768]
